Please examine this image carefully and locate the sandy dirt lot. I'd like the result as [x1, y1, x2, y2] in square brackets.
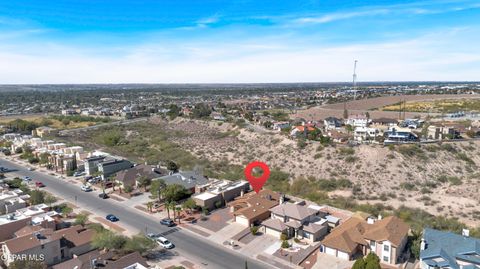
[151, 117, 480, 227]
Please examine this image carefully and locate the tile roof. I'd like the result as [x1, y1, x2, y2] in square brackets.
[263, 218, 287, 232]
[116, 164, 165, 186]
[322, 216, 409, 254]
[233, 190, 280, 220]
[4, 225, 95, 254]
[420, 228, 480, 269]
[270, 203, 317, 221]
[155, 171, 209, 190]
[363, 216, 410, 247]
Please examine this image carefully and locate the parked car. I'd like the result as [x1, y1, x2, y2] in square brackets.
[88, 178, 99, 184]
[73, 171, 85, 177]
[104, 181, 114, 188]
[27, 167, 35, 171]
[81, 185, 92, 192]
[106, 214, 119, 222]
[35, 181, 45, 188]
[98, 193, 109, 199]
[160, 218, 175, 227]
[23, 176, 31, 181]
[156, 236, 174, 249]
[146, 233, 159, 240]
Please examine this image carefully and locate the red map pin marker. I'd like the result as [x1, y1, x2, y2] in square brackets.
[244, 161, 270, 193]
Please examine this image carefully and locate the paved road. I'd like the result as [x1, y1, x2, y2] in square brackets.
[0, 158, 273, 269]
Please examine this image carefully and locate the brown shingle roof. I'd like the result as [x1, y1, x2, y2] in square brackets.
[322, 216, 409, 254]
[269, 203, 317, 221]
[363, 216, 410, 247]
[233, 190, 280, 220]
[116, 164, 164, 186]
[322, 217, 369, 254]
[263, 218, 287, 232]
[4, 225, 95, 254]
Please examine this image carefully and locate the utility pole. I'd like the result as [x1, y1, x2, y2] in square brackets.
[353, 60, 358, 100]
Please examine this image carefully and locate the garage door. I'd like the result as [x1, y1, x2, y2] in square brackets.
[337, 251, 350, 260]
[235, 215, 250, 226]
[265, 227, 282, 239]
[325, 247, 337, 256]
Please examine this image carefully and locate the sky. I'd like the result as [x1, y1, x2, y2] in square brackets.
[0, 0, 479, 83]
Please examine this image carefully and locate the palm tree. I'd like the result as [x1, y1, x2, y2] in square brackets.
[175, 206, 182, 224]
[146, 201, 153, 213]
[171, 201, 177, 221]
[165, 201, 172, 219]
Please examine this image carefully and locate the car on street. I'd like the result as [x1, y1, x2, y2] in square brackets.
[80, 185, 92, 192]
[35, 181, 45, 187]
[98, 193, 109, 199]
[160, 218, 175, 227]
[73, 171, 85, 177]
[146, 233, 159, 240]
[27, 167, 35, 171]
[156, 236, 174, 249]
[23, 176, 31, 181]
[106, 214, 119, 222]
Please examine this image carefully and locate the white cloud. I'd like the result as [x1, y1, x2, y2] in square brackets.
[0, 27, 479, 84]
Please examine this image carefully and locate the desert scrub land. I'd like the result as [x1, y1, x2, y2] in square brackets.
[0, 115, 112, 131]
[381, 98, 480, 113]
[65, 116, 480, 230]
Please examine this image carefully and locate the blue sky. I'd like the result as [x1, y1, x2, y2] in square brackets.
[0, 0, 479, 83]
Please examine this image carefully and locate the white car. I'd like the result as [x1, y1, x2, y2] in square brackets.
[81, 185, 92, 192]
[156, 236, 174, 249]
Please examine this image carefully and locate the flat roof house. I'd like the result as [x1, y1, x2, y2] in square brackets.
[321, 215, 409, 265]
[192, 180, 249, 210]
[420, 228, 480, 269]
[98, 159, 133, 178]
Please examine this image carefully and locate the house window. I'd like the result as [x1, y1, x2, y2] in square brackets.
[383, 256, 389, 262]
[370, 241, 375, 247]
[384, 245, 389, 251]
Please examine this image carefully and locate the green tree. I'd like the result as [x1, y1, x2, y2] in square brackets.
[352, 258, 366, 269]
[146, 201, 153, 213]
[61, 206, 73, 217]
[39, 152, 50, 166]
[30, 190, 45, 205]
[92, 230, 127, 250]
[150, 179, 167, 202]
[364, 252, 381, 269]
[123, 234, 157, 255]
[166, 161, 179, 172]
[163, 184, 189, 202]
[44, 194, 57, 208]
[124, 185, 133, 194]
[74, 213, 89, 226]
[137, 176, 151, 192]
[182, 198, 196, 214]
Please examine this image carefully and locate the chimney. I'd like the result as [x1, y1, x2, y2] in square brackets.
[279, 195, 285, 205]
[420, 238, 426, 250]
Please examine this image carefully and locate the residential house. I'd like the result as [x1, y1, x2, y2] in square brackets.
[353, 127, 379, 142]
[98, 159, 133, 178]
[84, 156, 106, 176]
[115, 164, 165, 188]
[321, 215, 409, 265]
[192, 180, 249, 210]
[420, 228, 480, 269]
[384, 128, 419, 144]
[34, 126, 58, 138]
[371, 118, 398, 126]
[427, 123, 461, 140]
[346, 115, 370, 128]
[272, 121, 291, 131]
[0, 204, 59, 242]
[324, 117, 343, 131]
[327, 130, 350, 143]
[1, 225, 95, 266]
[231, 189, 280, 227]
[290, 124, 318, 138]
[400, 119, 423, 129]
[153, 171, 209, 194]
[0, 189, 29, 214]
[52, 250, 149, 269]
[263, 201, 330, 243]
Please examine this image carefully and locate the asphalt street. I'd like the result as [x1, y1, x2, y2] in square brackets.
[0, 157, 273, 269]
